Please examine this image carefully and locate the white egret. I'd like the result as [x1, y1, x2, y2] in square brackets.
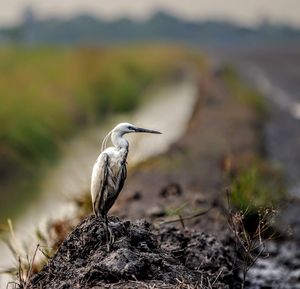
[91, 122, 161, 249]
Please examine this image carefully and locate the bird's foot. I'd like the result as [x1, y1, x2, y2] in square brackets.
[105, 229, 114, 252]
[103, 217, 115, 252]
[103, 217, 111, 252]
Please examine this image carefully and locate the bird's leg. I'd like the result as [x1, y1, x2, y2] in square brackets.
[104, 215, 110, 252]
[105, 215, 115, 248]
[108, 225, 114, 245]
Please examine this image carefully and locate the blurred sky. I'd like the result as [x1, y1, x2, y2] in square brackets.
[0, 0, 299, 27]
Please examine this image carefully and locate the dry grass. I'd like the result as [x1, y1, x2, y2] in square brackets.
[226, 190, 278, 289]
[2, 220, 45, 289]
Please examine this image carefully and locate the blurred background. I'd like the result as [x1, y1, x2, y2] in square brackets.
[0, 0, 300, 287]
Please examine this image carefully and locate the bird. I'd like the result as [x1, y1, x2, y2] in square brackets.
[91, 122, 161, 249]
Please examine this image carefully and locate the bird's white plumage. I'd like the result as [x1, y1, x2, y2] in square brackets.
[91, 146, 127, 216]
[90, 152, 108, 209]
[91, 122, 161, 217]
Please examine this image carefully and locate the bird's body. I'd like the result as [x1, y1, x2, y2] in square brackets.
[91, 146, 127, 217]
[91, 122, 161, 219]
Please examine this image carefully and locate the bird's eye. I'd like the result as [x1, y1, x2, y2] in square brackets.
[128, 126, 134, 131]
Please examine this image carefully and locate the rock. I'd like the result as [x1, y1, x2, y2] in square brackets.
[146, 206, 165, 217]
[27, 215, 238, 289]
[247, 241, 300, 289]
[160, 183, 183, 198]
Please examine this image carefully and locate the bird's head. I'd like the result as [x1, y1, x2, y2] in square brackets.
[101, 122, 161, 152]
[112, 122, 162, 135]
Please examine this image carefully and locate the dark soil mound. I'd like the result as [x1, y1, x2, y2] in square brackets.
[28, 216, 238, 289]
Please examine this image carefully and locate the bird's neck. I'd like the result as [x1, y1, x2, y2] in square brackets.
[111, 132, 129, 150]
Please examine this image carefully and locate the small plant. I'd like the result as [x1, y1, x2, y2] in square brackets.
[165, 203, 187, 218]
[223, 156, 282, 288]
[226, 190, 278, 289]
[230, 163, 284, 213]
[223, 155, 284, 214]
[1, 220, 45, 289]
[2, 218, 80, 289]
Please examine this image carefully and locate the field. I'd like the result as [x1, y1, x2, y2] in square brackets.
[1, 45, 294, 289]
[0, 45, 205, 221]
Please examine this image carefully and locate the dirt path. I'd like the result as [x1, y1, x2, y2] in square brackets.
[211, 47, 300, 289]
[112, 70, 259, 237]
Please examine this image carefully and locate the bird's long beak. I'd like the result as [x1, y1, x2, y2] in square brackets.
[134, 127, 162, 134]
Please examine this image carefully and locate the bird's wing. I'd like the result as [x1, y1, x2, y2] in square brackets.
[104, 162, 127, 214]
[116, 163, 127, 194]
[91, 152, 109, 216]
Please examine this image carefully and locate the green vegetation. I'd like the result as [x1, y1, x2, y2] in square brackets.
[0, 46, 201, 167]
[229, 160, 284, 213]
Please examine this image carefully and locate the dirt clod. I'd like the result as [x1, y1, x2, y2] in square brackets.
[160, 183, 183, 197]
[28, 215, 238, 289]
